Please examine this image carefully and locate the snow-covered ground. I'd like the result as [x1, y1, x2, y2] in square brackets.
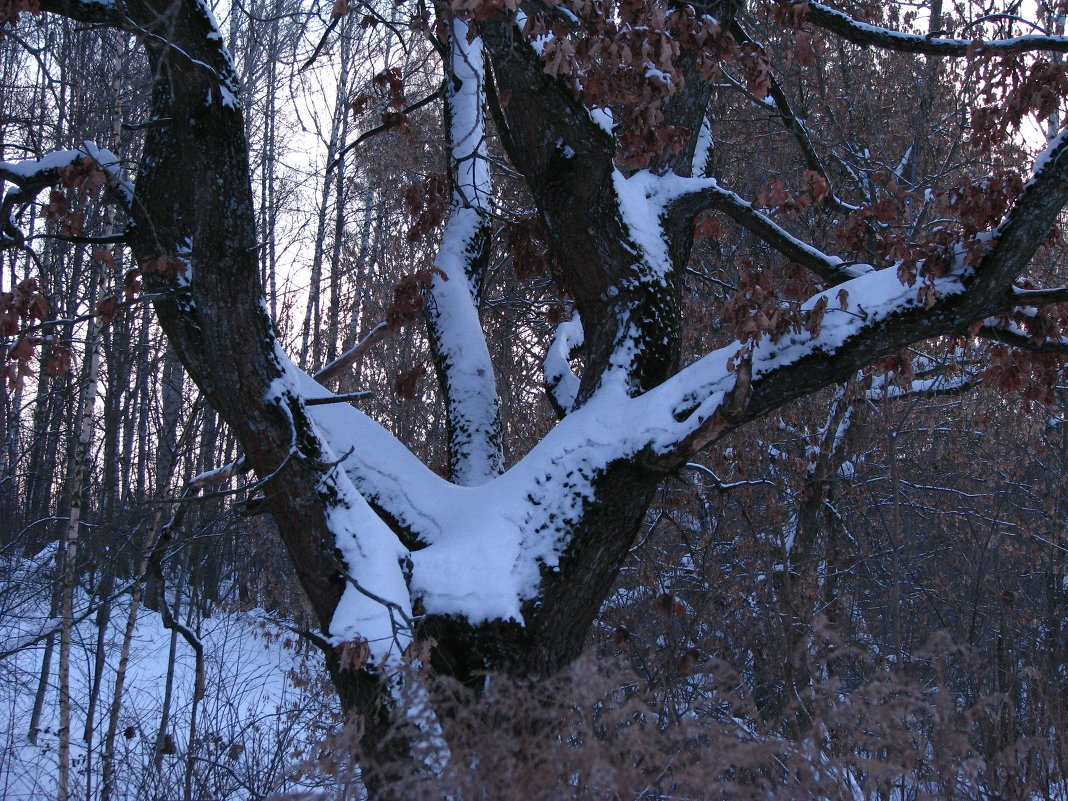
[0, 552, 337, 800]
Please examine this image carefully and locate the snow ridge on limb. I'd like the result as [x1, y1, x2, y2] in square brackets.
[543, 312, 583, 417]
[425, 16, 504, 486]
[268, 354, 414, 665]
[0, 143, 131, 246]
[807, 1, 1068, 56]
[661, 127, 1068, 457]
[280, 351, 458, 547]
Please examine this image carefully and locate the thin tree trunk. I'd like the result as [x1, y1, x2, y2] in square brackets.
[153, 557, 186, 769]
[57, 288, 103, 801]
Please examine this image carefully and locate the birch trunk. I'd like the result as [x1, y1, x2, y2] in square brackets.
[57, 289, 103, 801]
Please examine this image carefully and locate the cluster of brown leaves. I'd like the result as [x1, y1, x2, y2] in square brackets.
[385, 267, 446, 330]
[91, 248, 142, 326]
[350, 69, 413, 135]
[875, 350, 915, 385]
[939, 171, 1023, 236]
[450, 0, 521, 23]
[723, 260, 850, 346]
[983, 344, 1063, 405]
[41, 157, 110, 236]
[836, 179, 913, 258]
[867, 173, 1022, 295]
[1, 278, 51, 387]
[59, 156, 108, 196]
[722, 262, 791, 342]
[330, 0, 349, 21]
[693, 211, 723, 241]
[334, 638, 371, 672]
[757, 170, 829, 218]
[739, 44, 773, 98]
[513, 2, 743, 168]
[970, 56, 1068, 151]
[141, 254, 186, 280]
[110, 252, 185, 310]
[772, 0, 809, 28]
[769, 1, 827, 68]
[0, 0, 38, 26]
[393, 364, 426, 401]
[372, 67, 407, 110]
[404, 172, 449, 241]
[501, 213, 556, 282]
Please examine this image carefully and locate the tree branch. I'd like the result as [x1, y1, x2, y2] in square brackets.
[727, 18, 855, 214]
[314, 321, 390, 385]
[656, 127, 1068, 458]
[669, 178, 868, 284]
[978, 325, 1068, 354]
[38, 0, 127, 27]
[808, 1, 1068, 56]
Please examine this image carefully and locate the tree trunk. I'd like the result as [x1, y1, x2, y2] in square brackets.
[57, 289, 103, 801]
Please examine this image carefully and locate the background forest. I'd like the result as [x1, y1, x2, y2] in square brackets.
[2, 0, 1068, 799]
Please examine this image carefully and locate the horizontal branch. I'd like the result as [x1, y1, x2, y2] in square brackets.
[1011, 286, 1068, 305]
[305, 391, 375, 405]
[978, 325, 1068, 354]
[327, 89, 444, 174]
[867, 373, 975, 401]
[808, 2, 1068, 56]
[0, 143, 132, 246]
[38, 0, 127, 27]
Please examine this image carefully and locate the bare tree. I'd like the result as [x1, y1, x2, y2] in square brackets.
[5, 0, 1068, 786]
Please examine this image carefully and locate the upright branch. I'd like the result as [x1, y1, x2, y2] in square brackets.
[424, 13, 504, 485]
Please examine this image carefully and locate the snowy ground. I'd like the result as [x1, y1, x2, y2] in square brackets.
[0, 552, 337, 800]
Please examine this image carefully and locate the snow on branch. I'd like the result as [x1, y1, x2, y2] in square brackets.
[267, 355, 415, 665]
[279, 351, 457, 547]
[867, 372, 975, 400]
[314, 321, 390, 385]
[425, 16, 504, 486]
[0, 142, 132, 247]
[665, 173, 870, 284]
[808, 2, 1068, 56]
[543, 312, 583, 417]
[1011, 285, 1068, 306]
[978, 324, 1068, 354]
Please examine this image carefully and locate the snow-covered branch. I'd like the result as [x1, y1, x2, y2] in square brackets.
[266, 359, 414, 665]
[314, 321, 390, 386]
[425, 16, 504, 486]
[0, 143, 131, 246]
[666, 174, 869, 285]
[867, 372, 975, 400]
[37, 0, 126, 26]
[977, 324, 1068, 354]
[808, 1, 1068, 56]
[543, 312, 583, 417]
